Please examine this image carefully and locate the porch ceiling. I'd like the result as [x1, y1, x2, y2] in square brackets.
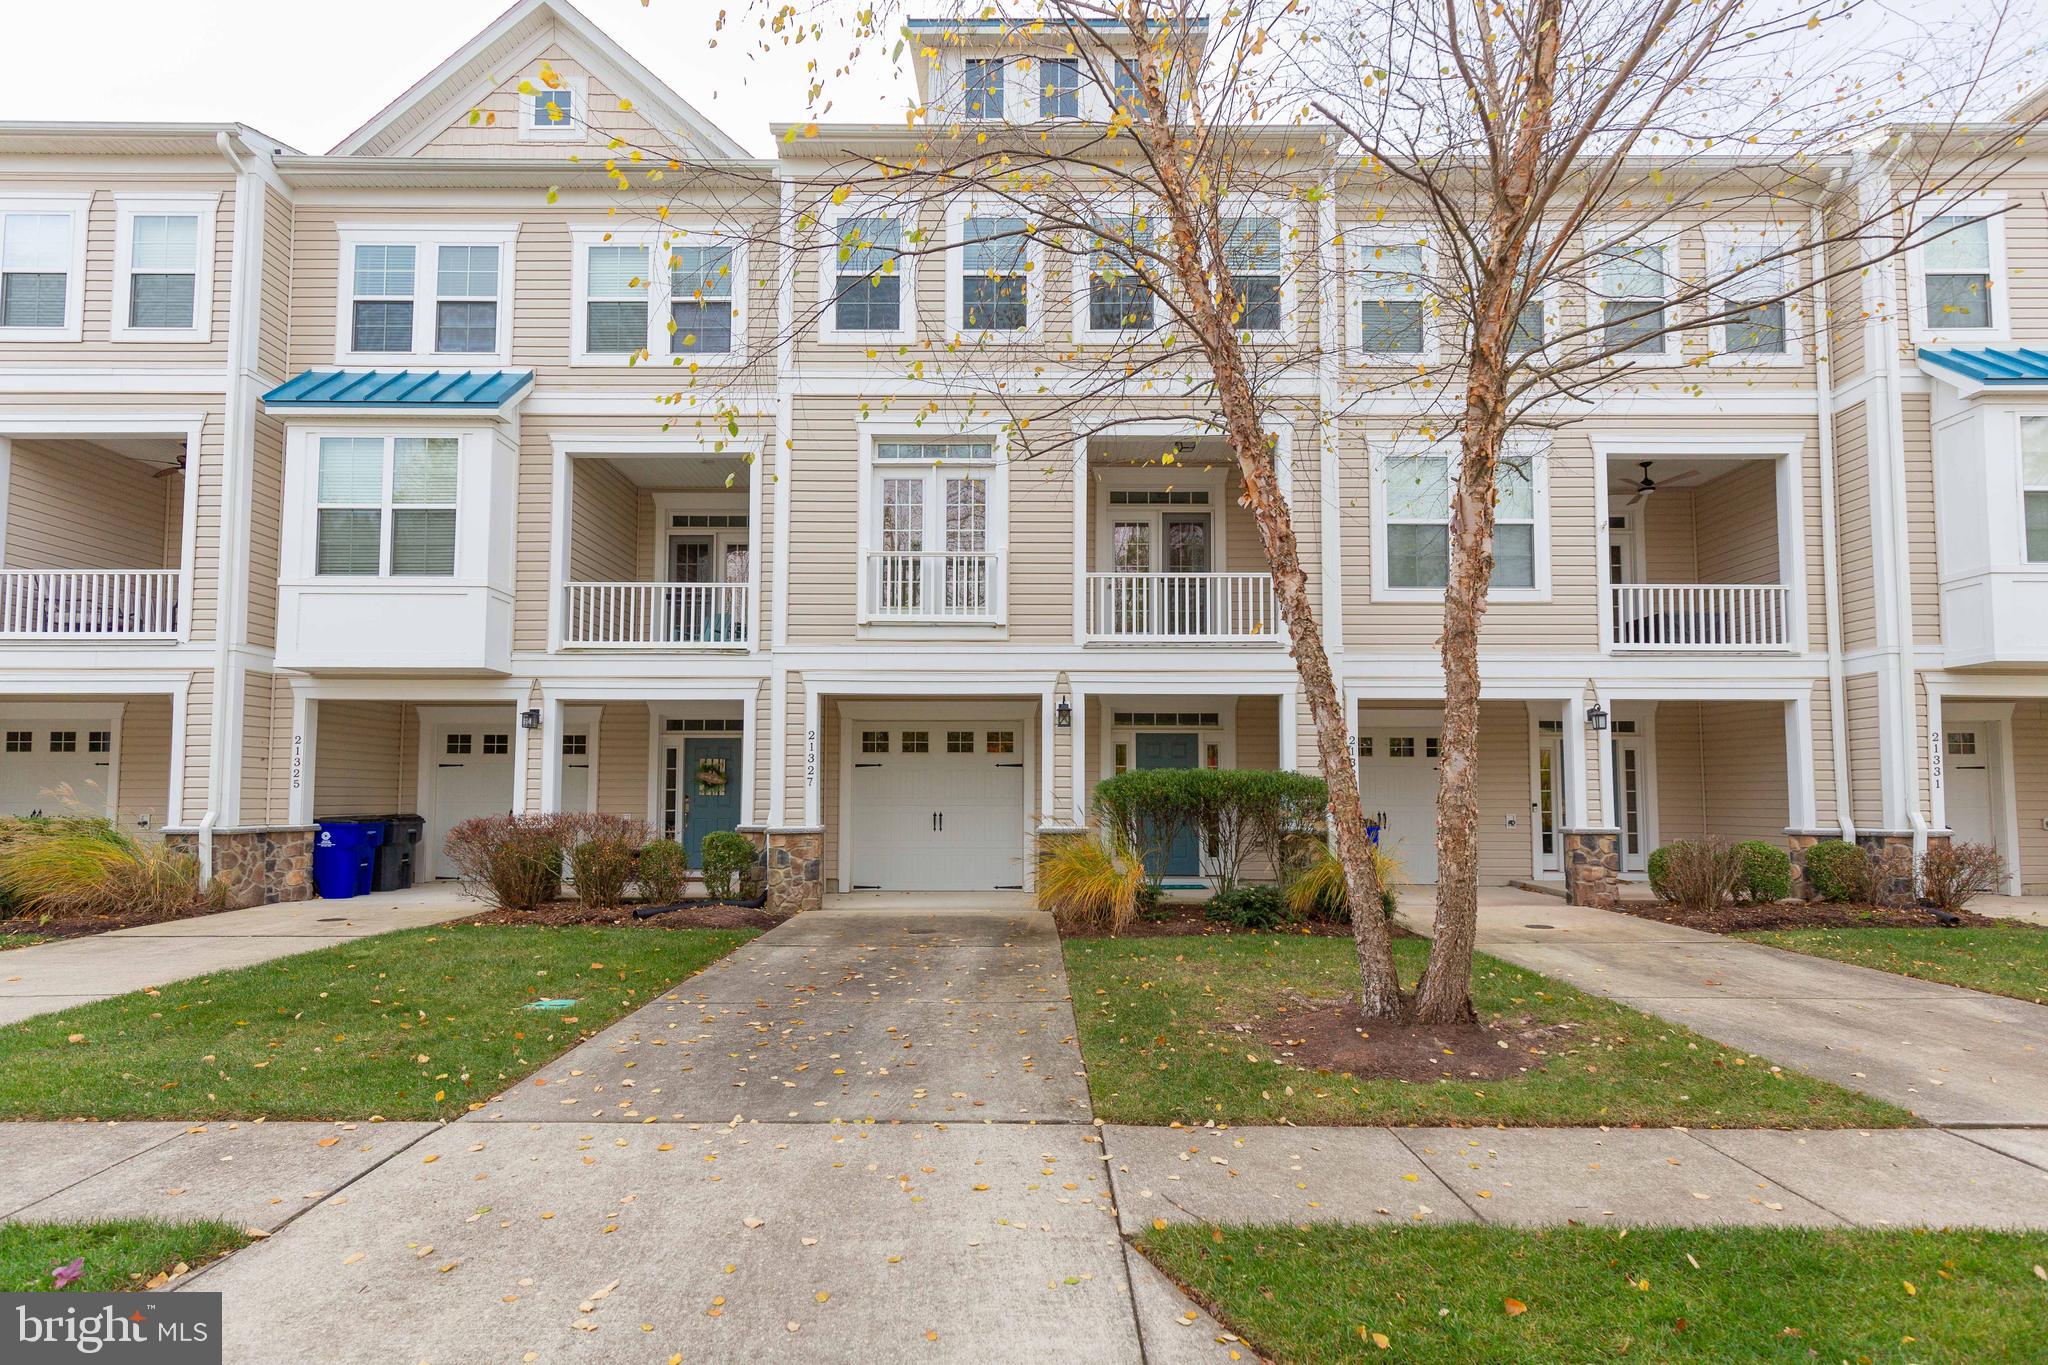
[581, 455, 751, 490]
[1603, 454, 1766, 490]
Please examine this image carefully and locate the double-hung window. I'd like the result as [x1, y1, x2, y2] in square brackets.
[1352, 236, 1431, 358]
[1039, 58, 1081, 118]
[670, 243, 735, 354]
[0, 198, 85, 340]
[434, 245, 499, 353]
[867, 439, 1001, 620]
[1706, 228, 1796, 361]
[1223, 214, 1284, 336]
[1380, 445, 1542, 594]
[351, 245, 415, 354]
[585, 243, 649, 355]
[1083, 213, 1156, 335]
[960, 215, 1029, 332]
[315, 435, 459, 578]
[1112, 60, 1144, 114]
[2023, 418, 2048, 563]
[827, 212, 906, 337]
[963, 57, 1004, 120]
[112, 194, 215, 342]
[1917, 204, 2001, 338]
[1591, 236, 1675, 358]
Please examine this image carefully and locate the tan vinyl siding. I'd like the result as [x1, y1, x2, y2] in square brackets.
[596, 703, 649, 820]
[3, 440, 176, 570]
[1809, 680, 1841, 829]
[238, 669, 275, 823]
[1653, 700, 1790, 843]
[1476, 700, 1531, 885]
[313, 701, 412, 818]
[1900, 392, 1941, 644]
[1693, 461, 1780, 584]
[568, 459, 638, 582]
[820, 696, 841, 881]
[1821, 212, 1865, 382]
[752, 682, 772, 825]
[119, 693, 174, 834]
[2014, 700, 2048, 894]
[1235, 696, 1280, 771]
[179, 671, 210, 825]
[245, 411, 285, 649]
[1845, 672, 1884, 828]
[256, 188, 292, 381]
[1833, 402, 1877, 650]
[1641, 489, 1696, 581]
[414, 49, 677, 160]
[786, 401, 860, 640]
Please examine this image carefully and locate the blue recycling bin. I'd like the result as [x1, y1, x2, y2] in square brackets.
[314, 820, 385, 900]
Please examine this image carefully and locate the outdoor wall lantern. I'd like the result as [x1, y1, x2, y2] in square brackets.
[521, 708, 543, 731]
[1585, 701, 1609, 732]
[1055, 696, 1073, 728]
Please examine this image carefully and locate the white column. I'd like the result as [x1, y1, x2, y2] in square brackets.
[1279, 687, 1298, 772]
[537, 695, 565, 813]
[511, 689, 535, 817]
[1785, 692, 1819, 831]
[288, 690, 317, 827]
[1923, 686, 1945, 833]
[1071, 437, 1089, 646]
[1566, 694, 1593, 828]
[1039, 685, 1058, 825]
[0, 436, 12, 567]
[1069, 684, 1088, 825]
[769, 666, 788, 824]
[802, 683, 822, 827]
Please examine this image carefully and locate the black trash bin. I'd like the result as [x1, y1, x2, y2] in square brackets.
[372, 814, 425, 892]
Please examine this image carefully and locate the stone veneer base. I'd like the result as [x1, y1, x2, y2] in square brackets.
[1562, 828, 1621, 909]
[162, 826, 316, 909]
[739, 825, 824, 914]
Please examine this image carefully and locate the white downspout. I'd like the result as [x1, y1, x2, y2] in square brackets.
[1810, 205, 1855, 841]
[200, 129, 261, 879]
[1873, 197, 1930, 861]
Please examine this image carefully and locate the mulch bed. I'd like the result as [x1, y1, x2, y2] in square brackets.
[1115, 903, 1424, 939]
[1610, 899, 2022, 933]
[465, 899, 790, 931]
[1250, 994, 1569, 1082]
[0, 903, 244, 945]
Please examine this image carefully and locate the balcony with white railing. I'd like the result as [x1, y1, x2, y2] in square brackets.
[561, 581, 750, 648]
[1085, 571, 1281, 643]
[0, 569, 181, 640]
[864, 551, 1004, 623]
[1609, 583, 1792, 651]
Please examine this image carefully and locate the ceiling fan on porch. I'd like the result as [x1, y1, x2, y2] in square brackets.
[1625, 460, 1701, 506]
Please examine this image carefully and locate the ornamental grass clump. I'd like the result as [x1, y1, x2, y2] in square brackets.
[1037, 830, 1147, 936]
[0, 817, 223, 921]
[1282, 835, 1402, 921]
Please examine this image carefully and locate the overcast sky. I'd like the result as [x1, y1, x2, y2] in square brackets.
[3, 0, 910, 157]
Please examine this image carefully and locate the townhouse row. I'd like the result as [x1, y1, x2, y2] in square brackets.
[1, 0, 2042, 910]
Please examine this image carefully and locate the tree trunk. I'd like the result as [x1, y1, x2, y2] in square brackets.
[1132, 43, 1407, 1020]
[1411, 0, 1565, 1024]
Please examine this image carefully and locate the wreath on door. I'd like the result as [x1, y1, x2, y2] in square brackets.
[695, 756, 728, 794]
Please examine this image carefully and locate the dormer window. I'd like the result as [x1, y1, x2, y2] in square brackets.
[1040, 58, 1081, 118]
[520, 74, 587, 142]
[531, 86, 574, 129]
[964, 58, 1005, 120]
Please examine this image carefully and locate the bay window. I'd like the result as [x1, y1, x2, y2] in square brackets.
[865, 438, 1002, 621]
[0, 198, 86, 339]
[1591, 236, 1675, 358]
[315, 435, 458, 578]
[1378, 444, 1543, 596]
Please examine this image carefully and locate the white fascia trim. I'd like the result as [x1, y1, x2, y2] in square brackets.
[0, 368, 230, 393]
[818, 197, 917, 346]
[333, 222, 518, 368]
[1904, 191, 2009, 349]
[0, 192, 90, 343]
[110, 193, 221, 344]
[1700, 221, 1806, 370]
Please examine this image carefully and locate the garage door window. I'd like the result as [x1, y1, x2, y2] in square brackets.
[49, 732, 76, 753]
[447, 734, 471, 755]
[482, 733, 509, 756]
[4, 731, 27, 753]
[862, 730, 889, 753]
[88, 731, 111, 753]
[986, 731, 1015, 754]
[902, 731, 929, 753]
[946, 730, 973, 753]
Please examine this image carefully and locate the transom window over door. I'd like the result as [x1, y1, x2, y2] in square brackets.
[868, 440, 998, 619]
[315, 435, 458, 577]
[1382, 447, 1539, 592]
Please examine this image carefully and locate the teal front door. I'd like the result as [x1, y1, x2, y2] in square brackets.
[1135, 731, 1201, 879]
[680, 737, 742, 868]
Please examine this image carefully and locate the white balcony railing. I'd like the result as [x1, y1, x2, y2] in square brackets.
[561, 581, 750, 648]
[0, 569, 180, 639]
[1610, 583, 1792, 650]
[1085, 571, 1280, 642]
[865, 551, 1002, 621]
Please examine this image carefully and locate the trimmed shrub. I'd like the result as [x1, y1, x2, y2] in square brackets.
[1204, 884, 1290, 930]
[444, 814, 569, 912]
[1037, 830, 1146, 936]
[1647, 839, 1744, 913]
[1920, 840, 2006, 911]
[700, 830, 758, 901]
[569, 838, 636, 910]
[1282, 835, 1402, 922]
[1732, 839, 1793, 904]
[636, 839, 689, 904]
[1802, 839, 1866, 903]
[1093, 768, 1327, 891]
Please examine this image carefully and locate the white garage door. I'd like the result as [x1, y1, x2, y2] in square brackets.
[849, 724, 1027, 891]
[1357, 725, 1442, 883]
[0, 723, 115, 819]
[428, 725, 516, 879]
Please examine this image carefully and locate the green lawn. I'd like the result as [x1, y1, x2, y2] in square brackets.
[1, 932, 51, 950]
[1144, 1223, 2048, 1364]
[1, 1219, 250, 1292]
[0, 925, 753, 1121]
[1735, 926, 2048, 1004]
[1064, 936, 1908, 1127]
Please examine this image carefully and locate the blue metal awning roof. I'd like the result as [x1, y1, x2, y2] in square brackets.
[262, 369, 534, 412]
[1917, 346, 2048, 390]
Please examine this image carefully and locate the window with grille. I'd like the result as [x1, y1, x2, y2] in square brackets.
[1085, 214, 1154, 332]
[562, 734, 587, 756]
[49, 732, 77, 753]
[961, 216, 1028, 331]
[435, 244, 499, 353]
[88, 731, 111, 753]
[447, 734, 472, 755]
[831, 215, 903, 333]
[1592, 238, 1673, 356]
[1920, 212, 1996, 332]
[901, 731, 930, 753]
[351, 244, 415, 353]
[1039, 58, 1080, 117]
[963, 58, 1004, 119]
[986, 731, 1015, 754]
[862, 731, 890, 754]
[530, 86, 575, 128]
[482, 733, 509, 756]
[1383, 449, 1538, 591]
[586, 244, 649, 354]
[1223, 215, 1283, 334]
[670, 244, 735, 354]
[315, 435, 458, 577]
[946, 730, 974, 753]
[1353, 237, 1429, 355]
[4, 731, 29, 753]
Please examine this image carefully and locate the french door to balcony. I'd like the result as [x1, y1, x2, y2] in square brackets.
[874, 467, 991, 618]
[1109, 510, 1212, 636]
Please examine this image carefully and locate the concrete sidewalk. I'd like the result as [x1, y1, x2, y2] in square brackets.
[1415, 889, 2048, 1126]
[0, 884, 481, 1025]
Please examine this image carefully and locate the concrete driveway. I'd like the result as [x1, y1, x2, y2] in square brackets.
[1417, 888, 2048, 1126]
[0, 883, 481, 1025]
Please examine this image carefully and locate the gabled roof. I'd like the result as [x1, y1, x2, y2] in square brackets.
[263, 369, 535, 413]
[1917, 346, 2048, 396]
[328, 0, 746, 160]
